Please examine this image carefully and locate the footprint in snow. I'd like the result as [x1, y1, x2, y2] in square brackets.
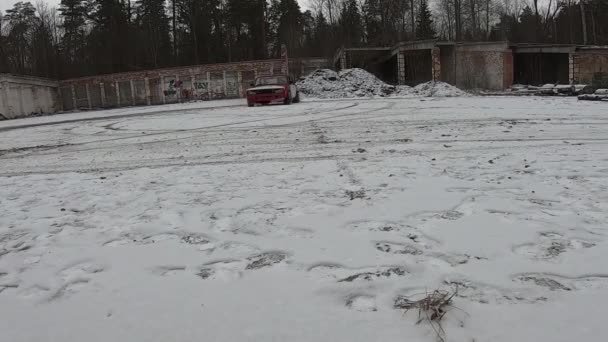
[514, 273, 608, 291]
[307, 263, 409, 283]
[345, 294, 377, 312]
[152, 265, 187, 277]
[375, 241, 423, 255]
[104, 231, 213, 249]
[513, 231, 596, 261]
[442, 275, 546, 304]
[195, 251, 289, 281]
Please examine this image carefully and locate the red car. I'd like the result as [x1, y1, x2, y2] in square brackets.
[246, 75, 300, 107]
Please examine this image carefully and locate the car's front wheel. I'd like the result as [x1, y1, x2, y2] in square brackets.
[293, 91, 300, 103]
[284, 92, 292, 105]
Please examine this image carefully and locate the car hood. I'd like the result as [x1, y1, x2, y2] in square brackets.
[247, 85, 286, 91]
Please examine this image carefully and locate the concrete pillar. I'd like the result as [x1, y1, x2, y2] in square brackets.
[18, 86, 25, 116]
[174, 75, 180, 103]
[130, 79, 136, 105]
[237, 71, 243, 97]
[144, 78, 151, 105]
[190, 74, 196, 101]
[71, 85, 77, 109]
[100, 83, 106, 107]
[223, 70, 227, 96]
[85, 83, 92, 109]
[340, 52, 347, 70]
[431, 47, 441, 82]
[397, 52, 406, 85]
[161, 76, 166, 104]
[1, 81, 9, 118]
[206, 72, 211, 99]
[569, 53, 575, 84]
[115, 81, 120, 106]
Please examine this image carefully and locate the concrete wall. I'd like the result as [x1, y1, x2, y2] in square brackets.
[290, 58, 330, 79]
[573, 50, 608, 85]
[451, 42, 511, 90]
[59, 58, 327, 111]
[0, 74, 60, 119]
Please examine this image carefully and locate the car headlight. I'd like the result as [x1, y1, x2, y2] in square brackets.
[274, 89, 284, 94]
[247, 90, 256, 95]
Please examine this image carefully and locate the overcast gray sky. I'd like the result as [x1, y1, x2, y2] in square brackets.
[0, 0, 311, 14]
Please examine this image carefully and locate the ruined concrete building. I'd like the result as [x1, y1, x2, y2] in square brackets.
[335, 41, 608, 90]
[1, 41, 607, 119]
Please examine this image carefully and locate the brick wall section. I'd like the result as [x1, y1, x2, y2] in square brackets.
[431, 48, 441, 81]
[397, 52, 406, 85]
[452, 43, 510, 90]
[572, 50, 608, 85]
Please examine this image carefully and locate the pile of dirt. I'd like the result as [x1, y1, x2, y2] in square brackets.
[297, 68, 468, 99]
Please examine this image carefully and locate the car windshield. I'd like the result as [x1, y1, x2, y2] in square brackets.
[255, 76, 287, 86]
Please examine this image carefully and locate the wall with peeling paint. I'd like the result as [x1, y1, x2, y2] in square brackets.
[58, 58, 329, 111]
[0, 74, 60, 120]
[452, 43, 511, 90]
[573, 50, 608, 85]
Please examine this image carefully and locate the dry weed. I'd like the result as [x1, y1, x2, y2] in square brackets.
[394, 289, 457, 342]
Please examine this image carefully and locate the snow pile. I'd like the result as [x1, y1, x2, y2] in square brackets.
[297, 68, 396, 99]
[297, 68, 397, 99]
[298, 68, 468, 99]
[411, 81, 470, 97]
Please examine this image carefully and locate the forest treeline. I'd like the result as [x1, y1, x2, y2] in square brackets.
[1, 0, 606, 79]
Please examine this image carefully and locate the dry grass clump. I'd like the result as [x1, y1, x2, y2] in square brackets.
[394, 289, 458, 342]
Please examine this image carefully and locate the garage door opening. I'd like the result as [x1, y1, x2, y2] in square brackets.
[514, 52, 569, 85]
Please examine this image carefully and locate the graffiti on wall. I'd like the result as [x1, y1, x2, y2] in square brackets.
[226, 81, 238, 96]
[163, 79, 182, 97]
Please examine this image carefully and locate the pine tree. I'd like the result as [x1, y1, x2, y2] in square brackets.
[87, 0, 131, 74]
[58, 0, 86, 74]
[416, 0, 435, 39]
[3, 2, 39, 73]
[339, 0, 363, 47]
[268, 0, 303, 57]
[135, 0, 171, 68]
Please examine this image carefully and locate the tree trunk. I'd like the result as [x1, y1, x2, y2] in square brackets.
[590, 2, 597, 44]
[454, 0, 462, 40]
[172, 0, 177, 64]
[533, 0, 540, 42]
[410, 0, 415, 38]
[469, 0, 476, 39]
[486, 0, 490, 39]
[580, 0, 587, 44]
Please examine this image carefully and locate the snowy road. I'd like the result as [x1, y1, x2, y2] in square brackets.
[1, 97, 607, 341]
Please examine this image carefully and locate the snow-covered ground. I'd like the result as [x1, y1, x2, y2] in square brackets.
[1, 97, 607, 342]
